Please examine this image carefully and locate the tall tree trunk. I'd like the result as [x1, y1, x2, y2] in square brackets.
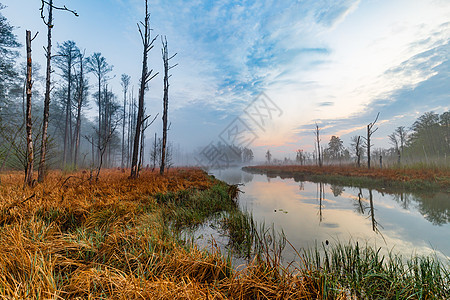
[131, 0, 156, 178]
[356, 136, 361, 167]
[74, 54, 84, 168]
[63, 54, 72, 167]
[366, 113, 379, 170]
[103, 85, 108, 167]
[127, 93, 132, 169]
[160, 40, 169, 175]
[38, 0, 53, 182]
[122, 90, 126, 169]
[121, 75, 130, 169]
[315, 124, 322, 167]
[97, 76, 101, 166]
[367, 125, 371, 169]
[159, 37, 176, 175]
[131, 73, 145, 178]
[91, 136, 94, 166]
[25, 30, 34, 187]
[152, 132, 157, 171]
[139, 121, 145, 171]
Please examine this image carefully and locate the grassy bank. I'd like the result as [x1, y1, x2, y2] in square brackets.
[0, 168, 448, 298]
[242, 165, 450, 192]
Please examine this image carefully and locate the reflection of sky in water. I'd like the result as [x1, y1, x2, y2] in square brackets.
[209, 168, 450, 262]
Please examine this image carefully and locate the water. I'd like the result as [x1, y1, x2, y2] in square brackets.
[192, 167, 450, 262]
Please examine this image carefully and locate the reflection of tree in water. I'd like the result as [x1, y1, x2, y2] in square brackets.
[216, 170, 254, 185]
[354, 188, 366, 214]
[415, 193, 449, 225]
[266, 173, 277, 183]
[330, 184, 344, 197]
[353, 188, 383, 235]
[222, 173, 243, 185]
[242, 172, 254, 184]
[298, 181, 304, 191]
[392, 192, 449, 226]
[317, 182, 325, 223]
[368, 190, 383, 234]
[392, 193, 412, 210]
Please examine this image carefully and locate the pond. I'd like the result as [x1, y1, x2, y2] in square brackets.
[189, 167, 450, 264]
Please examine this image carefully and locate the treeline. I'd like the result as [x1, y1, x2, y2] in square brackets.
[0, 1, 175, 184]
[266, 111, 449, 168]
[194, 142, 254, 168]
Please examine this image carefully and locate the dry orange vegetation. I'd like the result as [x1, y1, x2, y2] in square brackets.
[244, 165, 450, 189]
[1, 167, 212, 203]
[0, 168, 323, 299]
[0, 168, 447, 299]
[0, 168, 214, 230]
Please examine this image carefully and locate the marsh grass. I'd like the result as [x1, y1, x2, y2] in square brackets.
[297, 241, 449, 299]
[0, 168, 448, 299]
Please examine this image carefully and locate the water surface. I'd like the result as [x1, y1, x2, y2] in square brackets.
[198, 168, 450, 262]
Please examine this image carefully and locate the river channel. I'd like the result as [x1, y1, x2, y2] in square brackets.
[189, 167, 449, 264]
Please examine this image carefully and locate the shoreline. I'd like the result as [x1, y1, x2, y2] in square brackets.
[242, 165, 450, 193]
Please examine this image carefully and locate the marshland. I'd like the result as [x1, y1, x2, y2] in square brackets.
[1, 0, 450, 299]
[0, 168, 448, 298]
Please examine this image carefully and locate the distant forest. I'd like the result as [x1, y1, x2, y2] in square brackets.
[286, 111, 449, 168]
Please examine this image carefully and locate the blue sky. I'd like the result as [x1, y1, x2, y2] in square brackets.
[2, 0, 449, 160]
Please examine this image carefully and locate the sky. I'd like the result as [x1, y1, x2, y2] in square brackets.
[2, 0, 449, 161]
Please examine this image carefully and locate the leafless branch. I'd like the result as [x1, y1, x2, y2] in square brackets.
[40, 0, 78, 25]
[31, 32, 39, 41]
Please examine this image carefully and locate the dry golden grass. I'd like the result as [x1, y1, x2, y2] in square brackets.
[0, 168, 324, 299]
[1, 168, 446, 299]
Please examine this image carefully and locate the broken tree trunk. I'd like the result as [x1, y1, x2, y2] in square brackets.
[130, 0, 157, 178]
[25, 30, 34, 187]
[38, 0, 53, 183]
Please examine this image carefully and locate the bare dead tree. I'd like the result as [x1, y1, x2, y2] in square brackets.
[73, 50, 87, 168]
[138, 120, 146, 171]
[25, 30, 38, 187]
[355, 136, 362, 167]
[363, 113, 379, 169]
[120, 74, 130, 169]
[38, 0, 78, 182]
[388, 131, 400, 165]
[84, 119, 120, 182]
[160, 36, 177, 175]
[314, 123, 322, 167]
[55, 41, 79, 167]
[389, 126, 408, 165]
[150, 132, 159, 171]
[130, 0, 158, 179]
[127, 89, 135, 168]
[138, 113, 158, 173]
[86, 53, 113, 166]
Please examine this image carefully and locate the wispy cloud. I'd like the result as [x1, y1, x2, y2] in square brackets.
[6, 0, 447, 154]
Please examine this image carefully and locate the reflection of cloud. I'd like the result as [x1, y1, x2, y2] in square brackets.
[321, 223, 340, 228]
[5, 0, 448, 156]
[317, 101, 334, 107]
[240, 177, 450, 261]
